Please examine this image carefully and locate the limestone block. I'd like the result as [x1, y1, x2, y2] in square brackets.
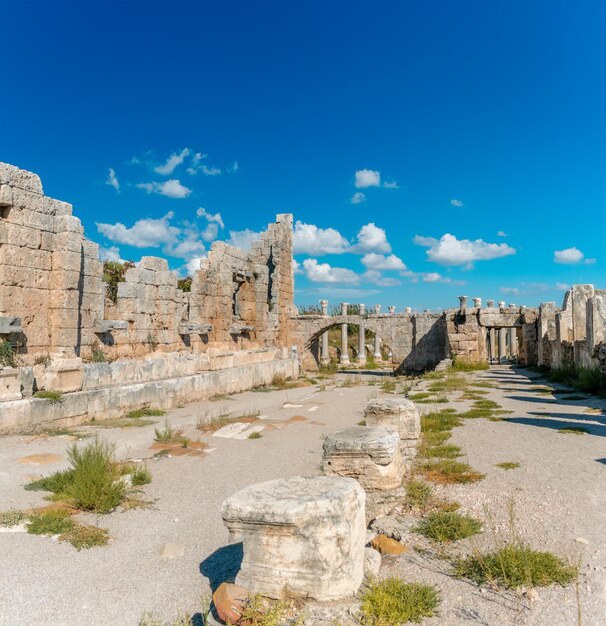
[0, 162, 43, 193]
[0, 222, 42, 249]
[222, 476, 365, 601]
[0, 184, 14, 207]
[54, 231, 84, 252]
[40, 359, 84, 393]
[364, 397, 421, 441]
[3, 207, 54, 232]
[0, 317, 22, 334]
[54, 215, 84, 235]
[42, 197, 73, 216]
[139, 256, 169, 272]
[0, 368, 22, 401]
[117, 282, 145, 299]
[323, 426, 403, 490]
[0, 245, 52, 271]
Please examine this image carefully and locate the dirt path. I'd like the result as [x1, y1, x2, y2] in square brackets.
[0, 367, 604, 625]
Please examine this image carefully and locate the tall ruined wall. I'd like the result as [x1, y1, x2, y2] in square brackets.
[0, 163, 103, 360]
[0, 163, 295, 365]
[536, 285, 606, 373]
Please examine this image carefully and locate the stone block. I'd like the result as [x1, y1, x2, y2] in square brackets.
[40, 359, 84, 393]
[323, 426, 403, 490]
[222, 476, 365, 601]
[364, 397, 421, 440]
[43, 197, 73, 216]
[54, 215, 84, 235]
[0, 184, 14, 207]
[139, 256, 169, 272]
[0, 163, 43, 193]
[0, 316, 22, 334]
[0, 367, 22, 401]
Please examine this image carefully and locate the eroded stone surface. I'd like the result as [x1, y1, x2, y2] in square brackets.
[322, 426, 403, 491]
[221, 476, 365, 601]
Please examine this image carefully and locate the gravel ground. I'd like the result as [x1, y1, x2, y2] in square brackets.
[0, 366, 604, 625]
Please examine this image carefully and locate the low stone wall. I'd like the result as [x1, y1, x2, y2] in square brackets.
[0, 349, 298, 433]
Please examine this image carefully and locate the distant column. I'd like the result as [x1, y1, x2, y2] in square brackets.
[373, 333, 381, 360]
[459, 296, 468, 312]
[340, 302, 350, 365]
[319, 299, 329, 364]
[487, 300, 495, 308]
[498, 301, 506, 310]
[509, 327, 518, 358]
[374, 304, 381, 314]
[405, 307, 412, 314]
[498, 328, 506, 363]
[473, 298, 482, 308]
[358, 304, 366, 364]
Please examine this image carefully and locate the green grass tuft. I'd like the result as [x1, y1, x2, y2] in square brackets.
[126, 408, 166, 419]
[130, 465, 152, 486]
[455, 543, 577, 588]
[33, 390, 63, 403]
[496, 461, 521, 470]
[558, 427, 588, 435]
[27, 509, 74, 535]
[419, 443, 462, 459]
[413, 511, 482, 542]
[248, 431, 263, 439]
[361, 577, 440, 624]
[0, 509, 27, 527]
[421, 459, 485, 484]
[62, 524, 109, 550]
[450, 360, 489, 372]
[421, 410, 462, 433]
[405, 480, 433, 509]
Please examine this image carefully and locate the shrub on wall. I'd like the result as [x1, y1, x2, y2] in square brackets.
[102, 261, 135, 303]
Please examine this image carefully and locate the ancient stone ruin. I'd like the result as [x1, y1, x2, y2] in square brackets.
[1, 161, 605, 433]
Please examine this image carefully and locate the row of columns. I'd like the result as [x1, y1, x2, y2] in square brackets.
[319, 301, 392, 366]
[487, 327, 519, 363]
[458, 296, 527, 314]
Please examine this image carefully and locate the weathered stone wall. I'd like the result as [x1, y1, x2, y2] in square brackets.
[536, 285, 606, 373]
[0, 162, 297, 427]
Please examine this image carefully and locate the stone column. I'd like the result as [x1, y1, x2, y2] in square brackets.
[388, 305, 396, 315]
[358, 304, 366, 365]
[487, 300, 495, 308]
[459, 296, 468, 312]
[498, 328, 506, 363]
[373, 333, 381, 360]
[405, 307, 412, 314]
[374, 304, 381, 314]
[319, 300, 330, 364]
[487, 328, 494, 363]
[340, 302, 349, 365]
[508, 327, 518, 358]
[473, 297, 482, 308]
[498, 301, 506, 310]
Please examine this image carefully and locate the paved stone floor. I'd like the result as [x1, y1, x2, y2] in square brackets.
[0, 367, 605, 625]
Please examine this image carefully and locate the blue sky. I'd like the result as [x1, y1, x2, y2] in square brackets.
[1, 0, 604, 310]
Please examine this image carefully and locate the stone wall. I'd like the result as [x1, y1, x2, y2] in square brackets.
[537, 285, 606, 373]
[0, 162, 297, 427]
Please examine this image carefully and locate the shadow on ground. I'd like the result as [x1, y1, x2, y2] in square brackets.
[200, 542, 243, 592]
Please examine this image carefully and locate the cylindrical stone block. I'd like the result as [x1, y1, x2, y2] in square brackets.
[459, 296, 468, 311]
[221, 476, 365, 601]
[319, 299, 328, 316]
[388, 305, 396, 315]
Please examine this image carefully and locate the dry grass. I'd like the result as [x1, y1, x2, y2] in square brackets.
[413, 511, 482, 542]
[420, 459, 485, 485]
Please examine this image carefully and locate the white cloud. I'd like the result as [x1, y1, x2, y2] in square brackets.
[226, 229, 261, 251]
[97, 212, 180, 248]
[302, 259, 360, 284]
[450, 199, 463, 207]
[170, 239, 207, 259]
[383, 180, 399, 189]
[414, 233, 516, 266]
[553, 247, 584, 264]
[422, 272, 445, 283]
[201, 223, 219, 242]
[186, 152, 207, 174]
[196, 207, 225, 229]
[155, 148, 191, 175]
[106, 168, 120, 192]
[500, 287, 522, 296]
[497, 230, 507, 237]
[352, 223, 391, 254]
[230, 161, 239, 172]
[362, 270, 401, 286]
[200, 165, 221, 176]
[293, 259, 303, 274]
[297, 287, 381, 298]
[351, 192, 366, 204]
[361, 253, 406, 271]
[137, 179, 192, 199]
[182, 255, 207, 276]
[99, 245, 123, 262]
[556, 282, 569, 291]
[293, 221, 350, 255]
[355, 169, 381, 188]
[400, 269, 465, 285]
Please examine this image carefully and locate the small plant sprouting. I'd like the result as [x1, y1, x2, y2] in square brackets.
[0, 339, 15, 367]
[33, 390, 64, 403]
[248, 431, 263, 440]
[126, 407, 166, 419]
[496, 461, 521, 470]
[413, 511, 482, 542]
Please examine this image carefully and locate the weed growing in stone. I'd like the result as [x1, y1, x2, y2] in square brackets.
[404, 480, 433, 509]
[421, 410, 462, 433]
[360, 577, 440, 624]
[248, 431, 263, 439]
[381, 378, 396, 393]
[130, 465, 152, 486]
[413, 511, 482, 542]
[62, 523, 109, 550]
[27, 508, 74, 535]
[408, 392, 432, 401]
[450, 360, 489, 372]
[154, 420, 187, 444]
[126, 408, 166, 419]
[85, 417, 157, 428]
[419, 443, 462, 459]
[33, 390, 63, 403]
[0, 339, 15, 367]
